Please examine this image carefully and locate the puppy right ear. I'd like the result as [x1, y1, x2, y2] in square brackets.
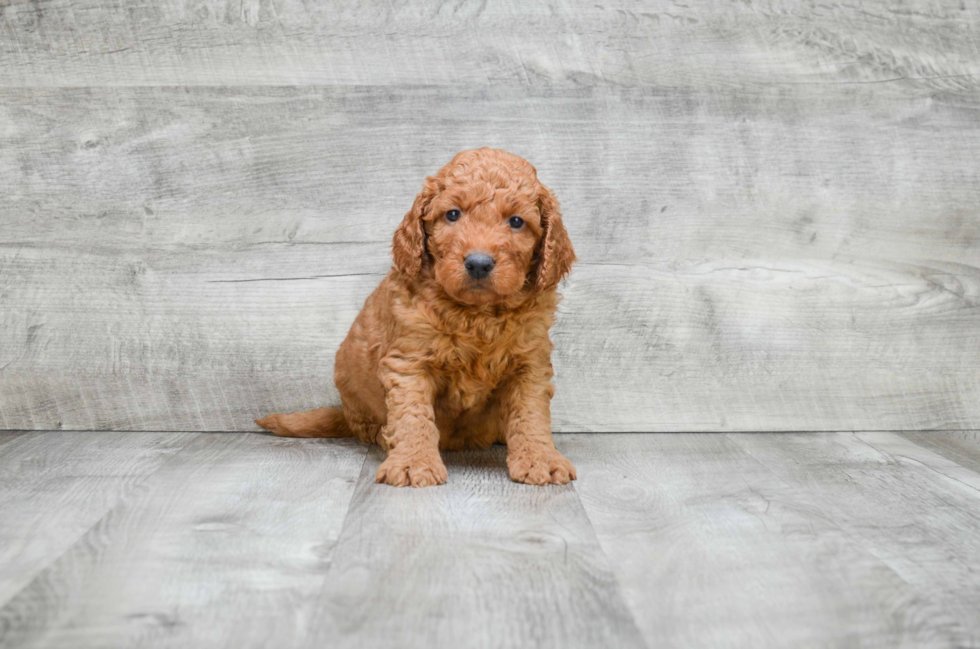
[392, 177, 438, 278]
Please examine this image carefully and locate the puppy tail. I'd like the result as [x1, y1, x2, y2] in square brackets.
[255, 407, 353, 438]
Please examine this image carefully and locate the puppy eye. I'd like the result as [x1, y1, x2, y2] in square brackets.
[445, 209, 461, 223]
[508, 216, 524, 229]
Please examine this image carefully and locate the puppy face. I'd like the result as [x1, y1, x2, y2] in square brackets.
[424, 176, 542, 305]
[392, 148, 575, 306]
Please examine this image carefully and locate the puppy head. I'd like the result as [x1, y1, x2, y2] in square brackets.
[392, 148, 575, 305]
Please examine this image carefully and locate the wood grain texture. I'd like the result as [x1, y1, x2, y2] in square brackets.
[0, 433, 367, 649]
[728, 431, 980, 647]
[1, 0, 979, 88]
[2, 431, 980, 647]
[0, 432, 195, 608]
[2, 84, 979, 431]
[564, 433, 976, 648]
[306, 445, 646, 649]
[0, 431, 28, 449]
[899, 431, 980, 474]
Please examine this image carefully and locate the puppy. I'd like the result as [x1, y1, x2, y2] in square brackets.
[256, 148, 577, 487]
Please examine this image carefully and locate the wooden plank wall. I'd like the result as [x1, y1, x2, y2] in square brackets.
[1, 0, 979, 432]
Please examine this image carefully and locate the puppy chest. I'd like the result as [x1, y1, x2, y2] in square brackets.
[432, 339, 520, 408]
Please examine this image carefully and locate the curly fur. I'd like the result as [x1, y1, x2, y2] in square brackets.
[256, 148, 576, 487]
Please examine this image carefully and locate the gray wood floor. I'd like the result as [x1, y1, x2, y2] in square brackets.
[2, 431, 979, 648]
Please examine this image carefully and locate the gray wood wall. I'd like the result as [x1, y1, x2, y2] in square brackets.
[1, 0, 979, 432]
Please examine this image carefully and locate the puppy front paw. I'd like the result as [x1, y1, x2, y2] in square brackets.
[508, 447, 577, 485]
[376, 450, 448, 488]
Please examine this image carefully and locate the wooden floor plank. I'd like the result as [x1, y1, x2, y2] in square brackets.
[0, 433, 367, 649]
[897, 431, 980, 475]
[3, 432, 980, 647]
[563, 433, 975, 648]
[727, 432, 980, 647]
[857, 431, 980, 492]
[0, 431, 195, 609]
[0, 432, 29, 449]
[306, 445, 646, 649]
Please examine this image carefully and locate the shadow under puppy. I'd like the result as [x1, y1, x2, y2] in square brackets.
[256, 148, 577, 487]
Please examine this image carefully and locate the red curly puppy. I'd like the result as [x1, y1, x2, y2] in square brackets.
[256, 148, 577, 487]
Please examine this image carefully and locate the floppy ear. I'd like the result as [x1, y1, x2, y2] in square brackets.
[392, 177, 438, 278]
[535, 187, 576, 290]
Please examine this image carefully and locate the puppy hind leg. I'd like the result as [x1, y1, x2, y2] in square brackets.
[255, 406, 353, 438]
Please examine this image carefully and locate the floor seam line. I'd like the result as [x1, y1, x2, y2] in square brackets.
[0, 431, 204, 612]
[568, 480, 652, 649]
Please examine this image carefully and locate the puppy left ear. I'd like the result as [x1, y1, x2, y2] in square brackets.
[535, 187, 576, 290]
[392, 177, 438, 279]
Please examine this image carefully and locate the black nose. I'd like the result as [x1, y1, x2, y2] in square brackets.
[464, 253, 495, 280]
